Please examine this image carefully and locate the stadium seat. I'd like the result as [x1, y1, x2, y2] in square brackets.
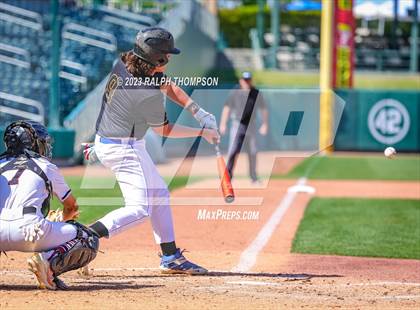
[0, 2, 160, 123]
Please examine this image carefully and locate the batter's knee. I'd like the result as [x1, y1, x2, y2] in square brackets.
[148, 188, 170, 207]
[124, 204, 151, 218]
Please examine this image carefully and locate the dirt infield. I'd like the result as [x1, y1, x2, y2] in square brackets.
[1, 156, 420, 309]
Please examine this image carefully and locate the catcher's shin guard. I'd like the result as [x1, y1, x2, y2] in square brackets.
[48, 221, 99, 277]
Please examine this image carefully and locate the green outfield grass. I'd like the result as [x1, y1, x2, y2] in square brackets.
[50, 176, 195, 225]
[281, 155, 420, 180]
[292, 197, 420, 259]
[214, 69, 420, 89]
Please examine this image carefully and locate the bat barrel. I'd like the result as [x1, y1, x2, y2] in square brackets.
[215, 142, 235, 203]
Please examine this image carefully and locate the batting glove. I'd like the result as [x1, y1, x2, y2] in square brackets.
[20, 223, 45, 243]
[194, 108, 218, 130]
[82, 143, 98, 163]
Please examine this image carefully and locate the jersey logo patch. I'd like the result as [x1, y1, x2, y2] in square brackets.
[105, 74, 120, 104]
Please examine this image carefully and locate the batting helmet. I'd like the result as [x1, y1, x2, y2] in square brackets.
[133, 27, 180, 67]
[3, 120, 52, 159]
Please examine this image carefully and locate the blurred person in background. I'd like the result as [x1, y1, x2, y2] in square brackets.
[219, 71, 269, 184]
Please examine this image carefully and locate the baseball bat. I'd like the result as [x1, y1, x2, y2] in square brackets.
[213, 141, 235, 203]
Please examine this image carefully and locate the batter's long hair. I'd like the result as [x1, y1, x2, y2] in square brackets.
[121, 51, 155, 77]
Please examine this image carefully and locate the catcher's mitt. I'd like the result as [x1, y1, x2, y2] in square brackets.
[46, 209, 64, 222]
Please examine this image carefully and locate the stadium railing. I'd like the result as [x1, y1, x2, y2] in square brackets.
[62, 23, 117, 52]
[97, 5, 157, 26]
[0, 91, 44, 124]
[0, 2, 42, 31]
[0, 42, 30, 68]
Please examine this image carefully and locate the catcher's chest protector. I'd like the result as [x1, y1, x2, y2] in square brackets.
[0, 155, 52, 216]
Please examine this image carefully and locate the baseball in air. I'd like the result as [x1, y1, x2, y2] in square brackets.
[384, 147, 396, 159]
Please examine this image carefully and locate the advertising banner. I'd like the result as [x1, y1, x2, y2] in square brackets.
[333, 0, 355, 88]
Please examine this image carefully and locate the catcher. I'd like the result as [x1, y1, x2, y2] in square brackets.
[0, 120, 99, 290]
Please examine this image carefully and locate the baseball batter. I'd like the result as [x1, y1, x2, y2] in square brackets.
[0, 121, 99, 290]
[86, 27, 219, 274]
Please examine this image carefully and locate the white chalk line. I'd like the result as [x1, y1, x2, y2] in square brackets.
[2, 269, 420, 301]
[2, 269, 420, 288]
[0, 267, 420, 287]
[0, 267, 158, 274]
[380, 295, 420, 300]
[231, 177, 307, 273]
[226, 280, 282, 286]
[225, 280, 420, 287]
[193, 285, 420, 301]
[89, 267, 159, 272]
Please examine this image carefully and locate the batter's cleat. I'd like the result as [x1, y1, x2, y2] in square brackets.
[27, 253, 56, 290]
[159, 249, 208, 275]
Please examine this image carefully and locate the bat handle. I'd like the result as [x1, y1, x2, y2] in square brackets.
[213, 139, 221, 155]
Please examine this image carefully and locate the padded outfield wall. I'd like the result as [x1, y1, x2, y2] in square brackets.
[162, 88, 419, 155]
[334, 90, 420, 152]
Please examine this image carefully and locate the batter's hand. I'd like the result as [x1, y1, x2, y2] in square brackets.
[202, 129, 220, 144]
[194, 108, 218, 130]
[82, 143, 98, 162]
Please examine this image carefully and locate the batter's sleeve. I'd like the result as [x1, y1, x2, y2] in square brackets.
[45, 163, 72, 202]
[142, 93, 169, 127]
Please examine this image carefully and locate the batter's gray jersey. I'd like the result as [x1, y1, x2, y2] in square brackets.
[96, 59, 169, 139]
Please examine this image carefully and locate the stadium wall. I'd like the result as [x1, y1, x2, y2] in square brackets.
[261, 89, 419, 152]
[334, 89, 420, 151]
[174, 87, 420, 154]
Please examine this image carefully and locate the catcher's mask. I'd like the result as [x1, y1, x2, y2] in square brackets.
[3, 120, 52, 159]
[133, 27, 180, 67]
